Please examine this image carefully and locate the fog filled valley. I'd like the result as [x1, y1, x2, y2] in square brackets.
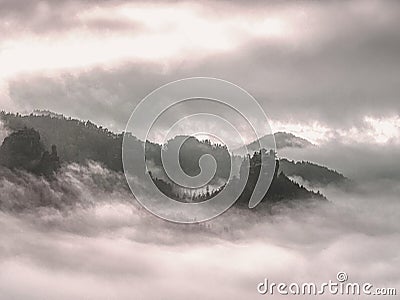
[2, 0, 400, 297]
[0, 114, 399, 299]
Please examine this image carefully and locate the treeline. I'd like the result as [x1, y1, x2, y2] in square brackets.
[0, 112, 232, 182]
[236, 150, 325, 206]
[0, 112, 340, 204]
[0, 127, 60, 176]
[152, 149, 326, 205]
[279, 158, 348, 186]
[1, 111, 127, 171]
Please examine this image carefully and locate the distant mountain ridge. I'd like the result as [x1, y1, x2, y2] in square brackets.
[233, 131, 313, 155]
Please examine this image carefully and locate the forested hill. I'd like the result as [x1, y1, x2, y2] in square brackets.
[0, 112, 233, 179]
[0, 127, 61, 176]
[0, 112, 330, 205]
[1, 111, 125, 171]
[0, 112, 347, 188]
[279, 158, 348, 187]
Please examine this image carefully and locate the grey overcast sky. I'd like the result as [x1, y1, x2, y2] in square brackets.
[1, 0, 400, 144]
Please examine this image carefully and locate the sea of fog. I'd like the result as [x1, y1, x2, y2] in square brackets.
[0, 158, 399, 299]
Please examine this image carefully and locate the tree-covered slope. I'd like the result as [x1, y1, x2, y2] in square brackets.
[1, 112, 125, 171]
[279, 158, 348, 186]
[0, 112, 330, 207]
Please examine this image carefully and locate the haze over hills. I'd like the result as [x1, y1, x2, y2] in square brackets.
[0, 126, 326, 207]
[0, 111, 347, 197]
[233, 131, 314, 155]
[230, 130, 348, 187]
[279, 158, 348, 187]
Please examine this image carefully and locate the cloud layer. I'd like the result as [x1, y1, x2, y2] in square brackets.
[1, 0, 399, 140]
[1, 2, 399, 298]
[0, 162, 399, 299]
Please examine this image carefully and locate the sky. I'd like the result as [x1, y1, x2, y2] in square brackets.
[1, 2, 400, 298]
[0, 0, 400, 145]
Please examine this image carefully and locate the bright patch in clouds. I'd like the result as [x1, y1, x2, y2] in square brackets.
[0, 2, 300, 78]
[357, 116, 400, 144]
[0, 0, 398, 147]
[271, 116, 400, 146]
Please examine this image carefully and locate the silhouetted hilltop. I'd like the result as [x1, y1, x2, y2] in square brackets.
[0, 112, 231, 180]
[0, 128, 43, 171]
[151, 135, 231, 184]
[0, 111, 348, 205]
[0, 112, 346, 185]
[152, 149, 325, 206]
[236, 150, 325, 207]
[0, 127, 60, 176]
[1, 111, 124, 171]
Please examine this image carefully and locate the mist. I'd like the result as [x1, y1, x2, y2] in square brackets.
[0, 160, 399, 299]
[279, 140, 400, 182]
[0, 120, 9, 145]
[1, 0, 399, 297]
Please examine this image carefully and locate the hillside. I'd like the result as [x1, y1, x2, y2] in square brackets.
[1, 111, 125, 171]
[0, 112, 231, 181]
[279, 158, 348, 187]
[0, 111, 346, 192]
[0, 126, 325, 208]
[152, 150, 326, 205]
[235, 150, 325, 207]
[0, 127, 60, 176]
